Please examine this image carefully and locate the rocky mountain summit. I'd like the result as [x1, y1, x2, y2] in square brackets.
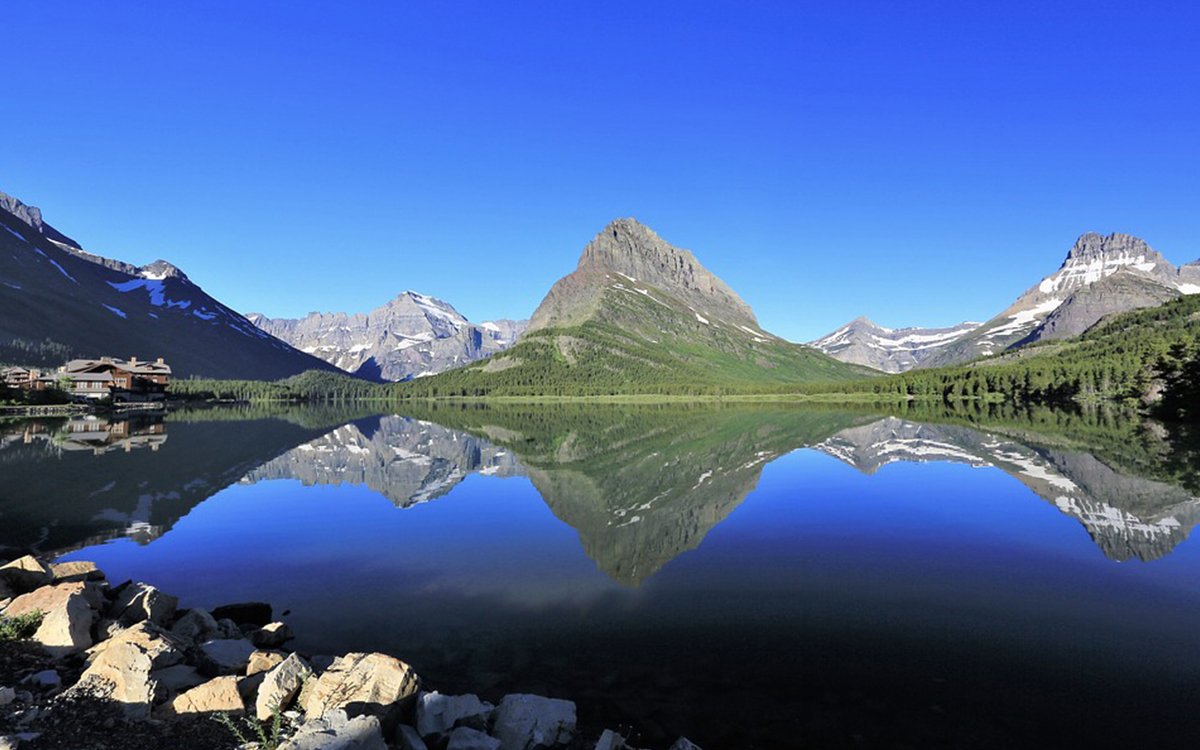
[528, 218, 758, 333]
[247, 293, 526, 382]
[0, 189, 338, 379]
[815, 232, 1200, 371]
[808, 318, 981, 373]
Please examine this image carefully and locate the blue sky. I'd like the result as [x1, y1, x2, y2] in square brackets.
[5, 1, 1199, 341]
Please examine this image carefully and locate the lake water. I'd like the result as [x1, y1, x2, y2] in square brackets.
[3, 403, 1200, 749]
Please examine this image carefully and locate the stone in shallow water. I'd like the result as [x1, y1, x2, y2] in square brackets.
[416, 690, 494, 737]
[211, 601, 272, 627]
[249, 621, 294, 649]
[491, 694, 576, 750]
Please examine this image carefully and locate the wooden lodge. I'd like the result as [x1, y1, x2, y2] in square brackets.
[2, 356, 172, 402]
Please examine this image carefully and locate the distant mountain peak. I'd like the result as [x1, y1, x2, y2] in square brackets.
[139, 259, 188, 281]
[1066, 232, 1156, 262]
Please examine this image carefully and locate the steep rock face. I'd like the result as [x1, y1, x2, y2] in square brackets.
[0, 189, 81, 250]
[0, 189, 340, 378]
[808, 317, 980, 373]
[917, 232, 1198, 368]
[247, 293, 527, 382]
[529, 219, 757, 332]
[1023, 270, 1181, 343]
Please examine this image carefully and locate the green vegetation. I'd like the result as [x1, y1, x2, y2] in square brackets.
[0, 610, 43, 642]
[170, 296, 1200, 422]
[789, 294, 1200, 417]
[213, 704, 292, 750]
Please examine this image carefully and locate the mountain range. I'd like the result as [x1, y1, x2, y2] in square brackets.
[813, 232, 1200, 373]
[247, 294, 527, 382]
[4, 185, 1199, 387]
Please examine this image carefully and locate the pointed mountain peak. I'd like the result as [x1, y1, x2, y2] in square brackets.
[550, 218, 758, 329]
[139, 259, 188, 281]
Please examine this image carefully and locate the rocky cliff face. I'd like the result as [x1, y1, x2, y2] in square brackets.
[808, 317, 980, 373]
[247, 294, 526, 382]
[1023, 270, 1181, 343]
[817, 417, 1200, 562]
[0, 188, 340, 378]
[528, 218, 759, 333]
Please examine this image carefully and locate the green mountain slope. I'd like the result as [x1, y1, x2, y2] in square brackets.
[396, 220, 875, 396]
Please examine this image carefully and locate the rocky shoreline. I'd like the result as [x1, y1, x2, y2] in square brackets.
[0, 556, 699, 750]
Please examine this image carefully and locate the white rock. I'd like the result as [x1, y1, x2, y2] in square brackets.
[22, 671, 60, 690]
[302, 652, 419, 721]
[416, 691, 494, 738]
[492, 694, 576, 750]
[166, 676, 244, 715]
[446, 726, 502, 750]
[279, 711, 388, 750]
[195, 638, 256, 676]
[109, 582, 177, 626]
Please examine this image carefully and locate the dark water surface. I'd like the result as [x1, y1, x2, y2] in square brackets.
[3, 404, 1200, 749]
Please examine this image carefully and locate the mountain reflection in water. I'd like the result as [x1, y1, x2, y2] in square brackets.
[4, 404, 1200, 749]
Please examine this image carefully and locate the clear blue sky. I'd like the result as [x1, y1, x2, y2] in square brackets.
[5, 1, 1199, 341]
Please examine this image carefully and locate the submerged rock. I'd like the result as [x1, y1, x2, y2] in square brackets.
[210, 601, 272, 627]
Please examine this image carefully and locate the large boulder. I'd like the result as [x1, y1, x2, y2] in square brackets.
[108, 582, 177, 626]
[210, 602, 272, 627]
[446, 727, 502, 750]
[257, 653, 313, 721]
[302, 652, 419, 725]
[194, 638, 256, 677]
[491, 694, 576, 750]
[165, 676, 245, 716]
[0, 557, 53, 594]
[170, 608, 221, 645]
[416, 691, 494, 738]
[70, 623, 186, 719]
[4, 582, 100, 657]
[279, 711, 388, 750]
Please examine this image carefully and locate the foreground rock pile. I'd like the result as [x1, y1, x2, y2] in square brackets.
[0, 557, 700, 750]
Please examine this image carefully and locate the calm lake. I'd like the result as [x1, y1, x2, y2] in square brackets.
[3, 403, 1200, 749]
